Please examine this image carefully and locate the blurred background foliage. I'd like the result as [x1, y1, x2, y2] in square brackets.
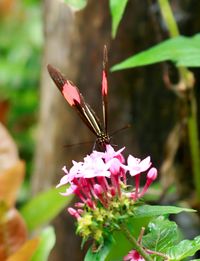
[0, 0, 42, 198]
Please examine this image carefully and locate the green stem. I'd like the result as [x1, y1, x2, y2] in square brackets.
[158, 0, 200, 199]
[188, 95, 200, 198]
[158, 0, 179, 37]
[120, 223, 153, 261]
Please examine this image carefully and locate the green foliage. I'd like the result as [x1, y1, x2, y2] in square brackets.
[20, 187, 73, 232]
[142, 218, 200, 260]
[167, 236, 200, 260]
[84, 205, 198, 261]
[106, 205, 194, 260]
[106, 230, 132, 261]
[142, 217, 180, 259]
[133, 204, 195, 218]
[111, 34, 200, 71]
[84, 236, 113, 261]
[31, 226, 56, 261]
[64, 0, 87, 11]
[109, 0, 128, 38]
[0, 2, 43, 186]
[0, 4, 42, 89]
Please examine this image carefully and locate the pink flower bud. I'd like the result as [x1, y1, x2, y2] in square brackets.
[68, 207, 80, 219]
[74, 202, 85, 208]
[147, 167, 157, 181]
[77, 209, 84, 215]
[138, 167, 158, 198]
[110, 187, 116, 196]
[94, 184, 104, 195]
[86, 198, 96, 209]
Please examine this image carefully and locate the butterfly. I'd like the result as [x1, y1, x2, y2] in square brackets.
[47, 46, 110, 150]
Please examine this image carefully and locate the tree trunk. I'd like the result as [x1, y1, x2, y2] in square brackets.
[31, 0, 85, 260]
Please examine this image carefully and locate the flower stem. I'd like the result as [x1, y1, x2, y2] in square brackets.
[158, 0, 179, 37]
[158, 0, 200, 199]
[120, 223, 153, 261]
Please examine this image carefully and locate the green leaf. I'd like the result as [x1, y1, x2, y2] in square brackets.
[142, 217, 180, 256]
[133, 205, 195, 219]
[106, 231, 131, 261]
[111, 34, 200, 71]
[106, 214, 156, 260]
[167, 235, 200, 260]
[109, 0, 128, 38]
[20, 187, 73, 232]
[64, 0, 87, 11]
[31, 226, 56, 261]
[84, 237, 113, 261]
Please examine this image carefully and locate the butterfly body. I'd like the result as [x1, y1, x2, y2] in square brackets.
[96, 132, 110, 148]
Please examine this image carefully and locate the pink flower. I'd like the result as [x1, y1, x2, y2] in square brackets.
[124, 250, 145, 261]
[60, 184, 78, 196]
[57, 145, 158, 218]
[103, 144, 125, 163]
[56, 162, 83, 188]
[81, 156, 111, 178]
[107, 157, 123, 175]
[127, 155, 151, 176]
[125, 155, 152, 199]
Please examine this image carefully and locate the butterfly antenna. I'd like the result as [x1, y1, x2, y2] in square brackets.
[64, 141, 93, 148]
[110, 124, 132, 136]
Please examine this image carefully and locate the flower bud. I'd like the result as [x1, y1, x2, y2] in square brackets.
[94, 184, 104, 195]
[147, 167, 157, 181]
[68, 207, 80, 219]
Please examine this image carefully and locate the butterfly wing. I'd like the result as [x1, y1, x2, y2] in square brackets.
[47, 64, 103, 137]
[101, 46, 108, 135]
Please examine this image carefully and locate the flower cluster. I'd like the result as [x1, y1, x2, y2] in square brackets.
[57, 145, 157, 242]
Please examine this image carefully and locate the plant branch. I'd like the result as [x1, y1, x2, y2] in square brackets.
[158, 0, 200, 199]
[158, 0, 179, 37]
[120, 223, 153, 261]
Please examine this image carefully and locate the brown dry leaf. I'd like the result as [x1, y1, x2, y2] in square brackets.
[0, 206, 27, 260]
[0, 161, 25, 207]
[7, 237, 40, 261]
[0, 0, 15, 17]
[0, 123, 19, 172]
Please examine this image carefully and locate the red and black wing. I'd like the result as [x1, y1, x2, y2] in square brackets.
[101, 45, 109, 136]
[47, 64, 104, 137]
